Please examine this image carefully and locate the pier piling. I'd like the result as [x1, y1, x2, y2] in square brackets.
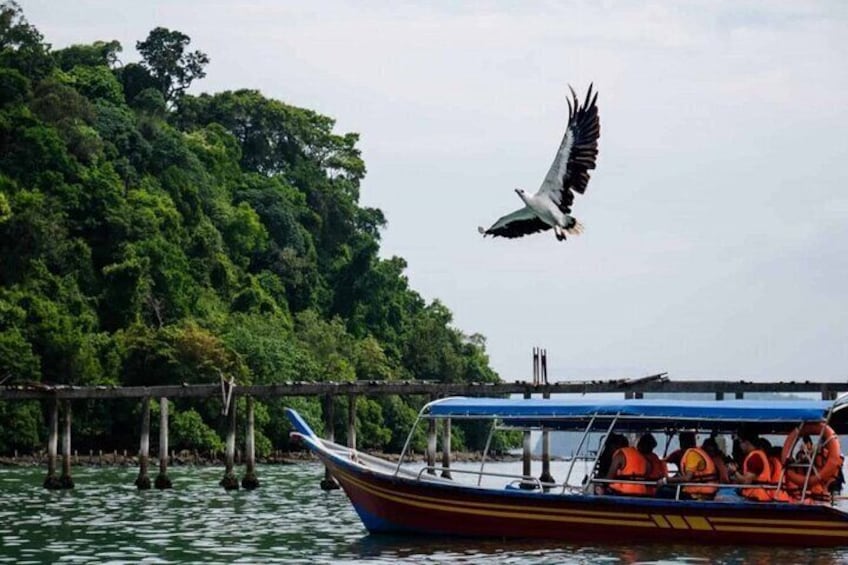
[520, 390, 534, 489]
[60, 401, 74, 489]
[220, 396, 239, 490]
[426, 394, 437, 475]
[241, 396, 259, 490]
[43, 399, 61, 489]
[135, 396, 151, 489]
[539, 391, 555, 487]
[441, 418, 452, 479]
[155, 397, 172, 489]
[347, 394, 357, 451]
[319, 393, 339, 490]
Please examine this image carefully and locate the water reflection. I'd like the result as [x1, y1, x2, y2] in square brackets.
[341, 535, 847, 564]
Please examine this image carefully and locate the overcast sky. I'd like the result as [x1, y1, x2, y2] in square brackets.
[21, 1, 848, 382]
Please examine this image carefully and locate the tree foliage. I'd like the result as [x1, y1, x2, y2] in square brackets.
[136, 27, 208, 104]
[0, 3, 507, 455]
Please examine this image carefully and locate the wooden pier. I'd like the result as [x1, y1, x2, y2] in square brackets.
[2, 376, 846, 490]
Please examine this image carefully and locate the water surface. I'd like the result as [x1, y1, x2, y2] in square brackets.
[1, 462, 846, 563]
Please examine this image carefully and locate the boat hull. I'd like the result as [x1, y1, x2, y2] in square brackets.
[316, 450, 848, 547]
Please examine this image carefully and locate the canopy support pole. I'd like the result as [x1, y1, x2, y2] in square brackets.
[584, 413, 620, 494]
[477, 420, 498, 487]
[563, 413, 598, 493]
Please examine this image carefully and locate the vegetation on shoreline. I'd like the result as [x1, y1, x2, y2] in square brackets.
[0, 2, 516, 456]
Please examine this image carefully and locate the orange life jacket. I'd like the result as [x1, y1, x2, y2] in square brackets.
[610, 447, 650, 496]
[681, 447, 719, 499]
[768, 455, 791, 502]
[741, 449, 773, 502]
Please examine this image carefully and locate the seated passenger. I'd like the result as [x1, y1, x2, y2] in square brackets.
[606, 436, 651, 496]
[729, 430, 786, 502]
[659, 436, 719, 500]
[665, 431, 696, 472]
[758, 438, 790, 502]
[702, 437, 730, 484]
[794, 435, 814, 465]
[639, 433, 666, 496]
[592, 433, 628, 495]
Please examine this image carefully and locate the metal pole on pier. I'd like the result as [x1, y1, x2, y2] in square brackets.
[135, 396, 151, 489]
[155, 397, 172, 489]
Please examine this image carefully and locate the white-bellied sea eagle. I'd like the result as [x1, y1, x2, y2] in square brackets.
[478, 84, 600, 241]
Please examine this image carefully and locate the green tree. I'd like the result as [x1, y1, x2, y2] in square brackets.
[0, 1, 53, 79]
[54, 40, 122, 71]
[171, 406, 223, 452]
[136, 27, 208, 104]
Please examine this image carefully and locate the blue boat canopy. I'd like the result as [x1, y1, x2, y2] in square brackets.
[424, 398, 844, 432]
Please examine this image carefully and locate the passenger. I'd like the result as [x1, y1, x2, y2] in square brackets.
[638, 433, 666, 496]
[784, 434, 843, 501]
[731, 434, 745, 468]
[758, 438, 791, 502]
[659, 436, 719, 500]
[795, 435, 814, 465]
[702, 437, 730, 484]
[665, 431, 696, 471]
[830, 454, 846, 495]
[606, 436, 651, 496]
[593, 433, 628, 494]
[729, 431, 779, 502]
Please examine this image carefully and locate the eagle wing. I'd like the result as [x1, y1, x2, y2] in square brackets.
[537, 84, 600, 214]
[479, 206, 551, 239]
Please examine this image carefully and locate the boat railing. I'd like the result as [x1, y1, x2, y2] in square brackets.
[394, 456, 832, 500]
[415, 465, 546, 490]
[589, 477, 799, 502]
[409, 463, 822, 503]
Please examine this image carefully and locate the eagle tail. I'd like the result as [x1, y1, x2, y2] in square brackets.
[565, 219, 584, 236]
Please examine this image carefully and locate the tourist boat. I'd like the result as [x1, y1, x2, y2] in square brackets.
[286, 396, 848, 546]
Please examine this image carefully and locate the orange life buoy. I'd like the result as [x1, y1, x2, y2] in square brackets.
[781, 422, 841, 491]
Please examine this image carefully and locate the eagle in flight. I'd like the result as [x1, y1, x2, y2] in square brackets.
[479, 84, 600, 241]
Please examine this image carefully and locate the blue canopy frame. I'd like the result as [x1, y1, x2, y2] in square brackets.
[426, 398, 830, 421]
[423, 397, 848, 433]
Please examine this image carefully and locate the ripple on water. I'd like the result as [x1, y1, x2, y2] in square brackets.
[3, 462, 848, 563]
